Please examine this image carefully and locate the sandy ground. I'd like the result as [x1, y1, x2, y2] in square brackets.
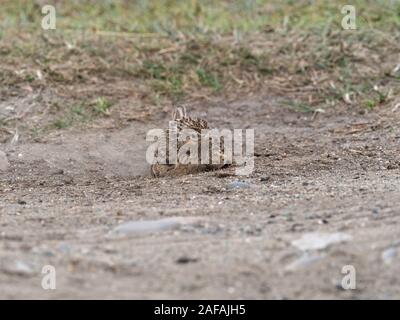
[1, 96, 400, 299]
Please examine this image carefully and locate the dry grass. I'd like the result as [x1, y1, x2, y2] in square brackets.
[0, 0, 399, 140]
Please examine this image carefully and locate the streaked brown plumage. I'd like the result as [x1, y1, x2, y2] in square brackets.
[150, 106, 227, 177]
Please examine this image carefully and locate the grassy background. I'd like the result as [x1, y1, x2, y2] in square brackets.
[1, 0, 399, 32]
[0, 1, 399, 137]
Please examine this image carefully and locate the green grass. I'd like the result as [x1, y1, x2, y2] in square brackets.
[50, 100, 109, 130]
[196, 68, 222, 91]
[52, 118, 71, 129]
[71, 104, 86, 116]
[93, 97, 112, 115]
[0, 0, 399, 136]
[1, 0, 399, 33]
[286, 101, 314, 113]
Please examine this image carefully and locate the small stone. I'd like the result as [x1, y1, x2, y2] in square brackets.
[382, 247, 397, 265]
[175, 256, 199, 264]
[227, 287, 236, 294]
[109, 217, 203, 237]
[260, 176, 270, 182]
[393, 63, 400, 75]
[51, 169, 64, 175]
[291, 232, 352, 251]
[1, 260, 34, 277]
[58, 243, 71, 254]
[227, 180, 250, 189]
[0, 150, 9, 171]
[43, 251, 55, 257]
[61, 176, 73, 185]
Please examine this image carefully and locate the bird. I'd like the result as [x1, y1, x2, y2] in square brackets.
[150, 106, 228, 177]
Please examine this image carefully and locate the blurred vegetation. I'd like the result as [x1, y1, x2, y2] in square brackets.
[1, 0, 399, 33]
[0, 0, 399, 136]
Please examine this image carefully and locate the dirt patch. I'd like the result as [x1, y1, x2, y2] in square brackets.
[1, 96, 400, 299]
